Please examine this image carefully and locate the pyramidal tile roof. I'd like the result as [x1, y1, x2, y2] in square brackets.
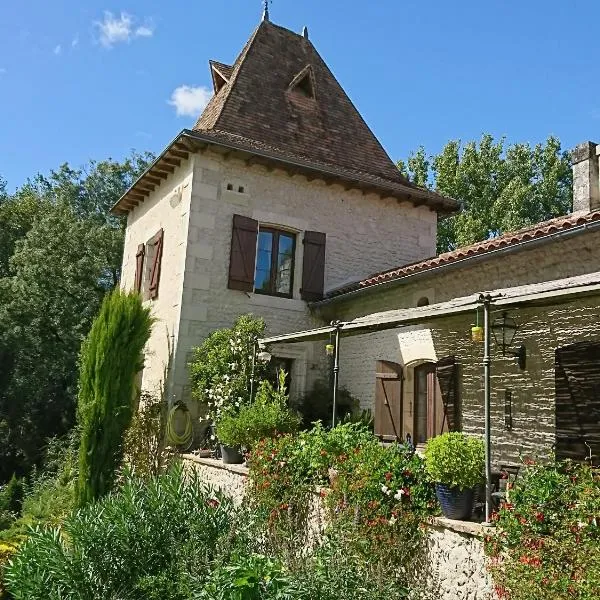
[194, 20, 417, 185]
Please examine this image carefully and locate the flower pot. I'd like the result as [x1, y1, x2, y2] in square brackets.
[220, 444, 244, 465]
[435, 483, 474, 520]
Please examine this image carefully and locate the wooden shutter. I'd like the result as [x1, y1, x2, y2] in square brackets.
[301, 231, 326, 301]
[555, 342, 600, 462]
[228, 215, 258, 292]
[436, 356, 459, 434]
[134, 243, 145, 293]
[149, 229, 164, 300]
[375, 361, 402, 441]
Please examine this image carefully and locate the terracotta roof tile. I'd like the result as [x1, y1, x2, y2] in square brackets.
[324, 211, 600, 299]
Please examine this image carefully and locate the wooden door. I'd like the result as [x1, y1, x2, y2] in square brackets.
[375, 361, 402, 441]
[414, 362, 453, 445]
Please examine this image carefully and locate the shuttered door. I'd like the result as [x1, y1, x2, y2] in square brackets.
[375, 361, 402, 441]
[301, 231, 326, 301]
[134, 243, 145, 293]
[555, 342, 600, 462]
[436, 356, 459, 434]
[228, 215, 259, 292]
[149, 229, 164, 299]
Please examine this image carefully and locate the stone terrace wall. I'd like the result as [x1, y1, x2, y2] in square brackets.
[183, 455, 497, 600]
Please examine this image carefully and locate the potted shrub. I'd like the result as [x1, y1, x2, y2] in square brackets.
[216, 373, 301, 464]
[424, 432, 485, 520]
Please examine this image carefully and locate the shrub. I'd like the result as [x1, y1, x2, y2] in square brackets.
[4, 464, 237, 600]
[0, 475, 24, 517]
[76, 289, 153, 506]
[291, 379, 359, 429]
[485, 461, 600, 600]
[424, 432, 484, 490]
[216, 372, 301, 449]
[189, 314, 266, 423]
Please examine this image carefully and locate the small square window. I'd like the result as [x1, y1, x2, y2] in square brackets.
[254, 227, 295, 298]
[226, 183, 234, 191]
[238, 185, 245, 193]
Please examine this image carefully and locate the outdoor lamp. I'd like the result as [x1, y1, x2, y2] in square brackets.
[325, 343, 335, 356]
[491, 312, 526, 370]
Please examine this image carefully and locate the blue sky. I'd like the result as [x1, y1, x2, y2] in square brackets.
[1, 1, 598, 191]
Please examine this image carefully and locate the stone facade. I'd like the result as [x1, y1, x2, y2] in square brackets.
[120, 148, 437, 409]
[183, 455, 496, 600]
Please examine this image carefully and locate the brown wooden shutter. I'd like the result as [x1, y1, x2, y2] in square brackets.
[555, 342, 600, 462]
[134, 243, 145, 293]
[301, 231, 326, 301]
[436, 356, 459, 433]
[149, 229, 164, 300]
[375, 361, 402, 441]
[228, 215, 258, 292]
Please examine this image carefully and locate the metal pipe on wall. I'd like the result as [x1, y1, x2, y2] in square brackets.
[480, 293, 493, 524]
[331, 322, 341, 427]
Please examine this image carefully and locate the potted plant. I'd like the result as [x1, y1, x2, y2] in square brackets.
[216, 373, 300, 464]
[424, 432, 485, 520]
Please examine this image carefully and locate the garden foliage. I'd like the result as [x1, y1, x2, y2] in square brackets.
[216, 372, 301, 449]
[424, 432, 485, 489]
[76, 289, 153, 505]
[485, 461, 600, 600]
[189, 314, 266, 423]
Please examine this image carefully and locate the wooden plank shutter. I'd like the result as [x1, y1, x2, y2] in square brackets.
[555, 342, 600, 462]
[301, 231, 326, 301]
[436, 356, 459, 433]
[228, 215, 258, 292]
[375, 361, 402, 441]
[149, 229, 164, 299]
[134, 243, 145, 293]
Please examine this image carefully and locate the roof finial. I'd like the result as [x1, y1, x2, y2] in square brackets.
[302, 26, 309, 39]
[262, 0, 270, 21]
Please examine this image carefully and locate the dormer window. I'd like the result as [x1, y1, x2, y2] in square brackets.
[288, 65, 316, 100]
[210, 60, 233, 94]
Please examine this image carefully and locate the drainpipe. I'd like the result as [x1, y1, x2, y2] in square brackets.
[480, 293, 493, 524]
[331, 321, 342, 428]
[249, 340, 257, 403]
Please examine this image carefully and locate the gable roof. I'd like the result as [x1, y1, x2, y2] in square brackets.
[322, 210, 600, 301]
[111, 21, 458, 216]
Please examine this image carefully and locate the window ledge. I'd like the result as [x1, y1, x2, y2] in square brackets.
[250, 293, 306, 312]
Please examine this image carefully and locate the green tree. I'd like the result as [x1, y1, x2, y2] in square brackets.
[76, 290, 153, 506]
[398, 135, 572, 253]
[0, 152, 153, 482]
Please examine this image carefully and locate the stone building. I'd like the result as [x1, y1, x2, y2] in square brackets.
[266, 141, 600, 465]
[111, 15, 456, 408]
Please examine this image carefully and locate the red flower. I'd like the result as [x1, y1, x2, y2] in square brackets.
[385, 472, 393, 481]
[535, 512, 544, 523]
[207, 498, 219, 508]
[403, 469, 413, 477]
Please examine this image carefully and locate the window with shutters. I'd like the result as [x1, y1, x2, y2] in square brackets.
[254, 227, 296, 298]
[135, 229, 164, 300]
[374, 357, 459, 445]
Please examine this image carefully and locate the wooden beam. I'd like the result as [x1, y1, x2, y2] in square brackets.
[174, 142, 192, 153]
[150, 169, 168, 180]
[168, 149, 189, 160]
[163, 157, 181, 168]
[137, 183, 155, 193]
[156, 162, 175, 174]
[128, 193, 145, 202]
[145, 176, 162, 186]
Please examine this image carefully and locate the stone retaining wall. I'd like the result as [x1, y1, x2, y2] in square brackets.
[183, 455, 496, 600]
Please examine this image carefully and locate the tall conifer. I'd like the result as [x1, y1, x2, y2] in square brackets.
[76, 290, 153, 505]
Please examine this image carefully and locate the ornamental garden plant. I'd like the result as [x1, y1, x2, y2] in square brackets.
[485, 460, 600, 600]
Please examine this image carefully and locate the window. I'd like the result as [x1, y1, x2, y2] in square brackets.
[254, 227, 296, 297]
[134, 229, 163, 300]
[267, 357, 294, 394]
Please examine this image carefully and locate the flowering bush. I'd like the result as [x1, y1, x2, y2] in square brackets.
[485, 461, 600, 600]
[189, 315, 266, 422]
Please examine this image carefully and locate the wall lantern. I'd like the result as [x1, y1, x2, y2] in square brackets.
[491, 312, 526, 370]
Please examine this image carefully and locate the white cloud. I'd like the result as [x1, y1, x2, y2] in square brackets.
[95, 11, 154, 48]
[168, 85, 212, 117]
[71, 34, 79, 48]
[54, 44, 62, 55]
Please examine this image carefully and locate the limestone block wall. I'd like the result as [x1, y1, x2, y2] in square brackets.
[183, 455, 496, 600]
[328, 296, 600, 464]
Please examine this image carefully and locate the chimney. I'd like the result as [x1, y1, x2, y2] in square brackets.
[571, 141, 600, 214]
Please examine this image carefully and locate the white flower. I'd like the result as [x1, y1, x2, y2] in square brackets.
[578, 521, 587, 529]
[394, 489, 405, 501]
[210, 435, 215, 441]
[388, 516, 397, 526]
[381, 485, 390, 495]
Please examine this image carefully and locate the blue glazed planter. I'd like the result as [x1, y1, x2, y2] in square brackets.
[435, 484, 474, 520]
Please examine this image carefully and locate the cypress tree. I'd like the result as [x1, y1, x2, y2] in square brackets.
[76, 289, 153, 505]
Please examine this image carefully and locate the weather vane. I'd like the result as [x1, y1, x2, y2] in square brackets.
[262, 0, 270, 22]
